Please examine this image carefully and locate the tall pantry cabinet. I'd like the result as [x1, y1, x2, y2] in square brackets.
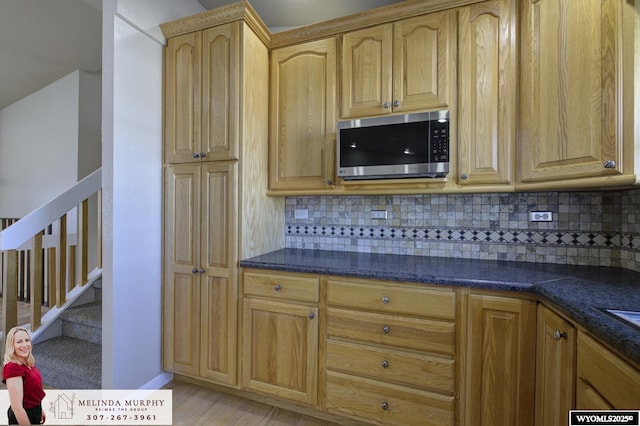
[161, 6, 284, 387]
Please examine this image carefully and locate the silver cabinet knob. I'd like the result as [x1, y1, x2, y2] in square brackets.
[308, 312, 315, 320]
[198, 268, 205, 274]
[274, 284, 281, 292]
[381, 360, 389, 369]
[383, 101, 390, 109]
[552, 330, 567, 341]
[382, 326, 390, 334]
[199, 151, 206, 159]
[381, 401, 389, 411]
[192, 152, 200, 159]
[603, 160, 616, 169]
[393, 100, 399, 108]
[461, 173, 468, 180]
[382, 296, 389, 304]
[326, 179, 334, 185]
[192, 268, 198, 274]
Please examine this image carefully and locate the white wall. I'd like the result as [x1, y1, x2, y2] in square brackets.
[101, 0, 204, 389]
[0, 70, 101, 218]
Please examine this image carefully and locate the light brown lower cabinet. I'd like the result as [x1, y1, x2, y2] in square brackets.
[462, 293, 536, 426]
[236, 271, 640, 426]
[241, 270, 319, 406]
[325, 277, 456, 426]
[576, 332, 640, 409]
[535, 304, 576, 426]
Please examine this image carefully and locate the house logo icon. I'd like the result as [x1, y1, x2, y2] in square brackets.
[50, 392, 75, 420]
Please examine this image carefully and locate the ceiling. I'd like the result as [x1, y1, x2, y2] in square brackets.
[0, 0, 405, 111]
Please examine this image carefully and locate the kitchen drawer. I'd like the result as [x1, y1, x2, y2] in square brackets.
[327, 307, 455, 355]
[327, 278, 455, 320]
[243, 270, 319, 303]
[576, 332, 640, 409]
[326, 339, 454, 394]
[326, 370, 454, 426]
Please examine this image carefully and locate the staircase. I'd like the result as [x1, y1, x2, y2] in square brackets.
[32, 279, 102, 389]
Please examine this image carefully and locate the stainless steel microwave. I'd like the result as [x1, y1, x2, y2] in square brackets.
[337, 111, 450, 180]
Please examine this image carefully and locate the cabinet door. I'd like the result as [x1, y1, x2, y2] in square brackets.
[576, 332, 640, 409]
[165, 32, 202, 164]
[201, 23, 239, 161]
[457, 0, 514, 186]
[269, 38, 336, 190]
[242, 298, 318, 406]
[341, 24, 393, 118]
[463, 294, 536, 426]
[199, 162, 238, 384]
[393, 10, 453, 113]
[535, 304, 576, 426]
[520, 0, 622, 182]
[163, 165, 201, 375]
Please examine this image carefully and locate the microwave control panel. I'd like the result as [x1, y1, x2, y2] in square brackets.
[430, 120, 449, 163]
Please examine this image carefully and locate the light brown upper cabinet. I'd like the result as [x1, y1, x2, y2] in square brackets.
[269, 38, 337, 191]
[457, 0, 515, 187]
[519, 0, 634, 186]
[341, 11, 454, 118]
[165, 23, 239, 163]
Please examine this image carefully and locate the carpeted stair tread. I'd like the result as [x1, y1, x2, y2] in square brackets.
[61, 302, 102, 328]
[32, 336, 101, 389]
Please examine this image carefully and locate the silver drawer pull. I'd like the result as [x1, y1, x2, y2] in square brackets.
[308, 312, 315, 320]
[381, 401, 389, 411]
[381, 360, 389, 369]
[382, 296, 389, 304]
[382, 326, 390, 334]
[274, 284, 281, 292]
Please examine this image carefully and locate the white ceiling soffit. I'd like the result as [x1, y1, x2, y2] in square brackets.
[196, 0, 408, 31]
[0, 0, 102, 110]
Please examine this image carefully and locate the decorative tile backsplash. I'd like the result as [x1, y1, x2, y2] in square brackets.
[285, 189, 640, 272]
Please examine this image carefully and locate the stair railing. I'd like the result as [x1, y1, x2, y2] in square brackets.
[0, 168, 102, 338]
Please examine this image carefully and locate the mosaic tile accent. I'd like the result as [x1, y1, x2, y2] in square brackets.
[284, 189, 640, 271]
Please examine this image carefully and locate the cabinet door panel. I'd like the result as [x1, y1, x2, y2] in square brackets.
[520, 0, 622, 182]
[269, 38, 336, 190]
[242, 298, 318, 405]
[457, 0, 514, 185]
[463, 295, 536, 426]
[576, 332, 640, 409]
[165, 32, 201, 163]
[535, 305, 576, 426]
[163, 165, 201, 375]
[393, 11, 453, 113]
[201, 23, 239, 161]
[199, 162, 238, 384]
[341, 24, 393, 118]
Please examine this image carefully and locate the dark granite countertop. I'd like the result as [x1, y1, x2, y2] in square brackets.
[240, 248, 640, 367]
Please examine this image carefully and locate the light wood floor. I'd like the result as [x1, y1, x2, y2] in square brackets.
[166, 380, 342, 426]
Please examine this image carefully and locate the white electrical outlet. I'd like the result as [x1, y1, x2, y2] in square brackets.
[294, 209, 309, 219]
[530, 211, 552, 222]
[371, 210, 387, 219]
